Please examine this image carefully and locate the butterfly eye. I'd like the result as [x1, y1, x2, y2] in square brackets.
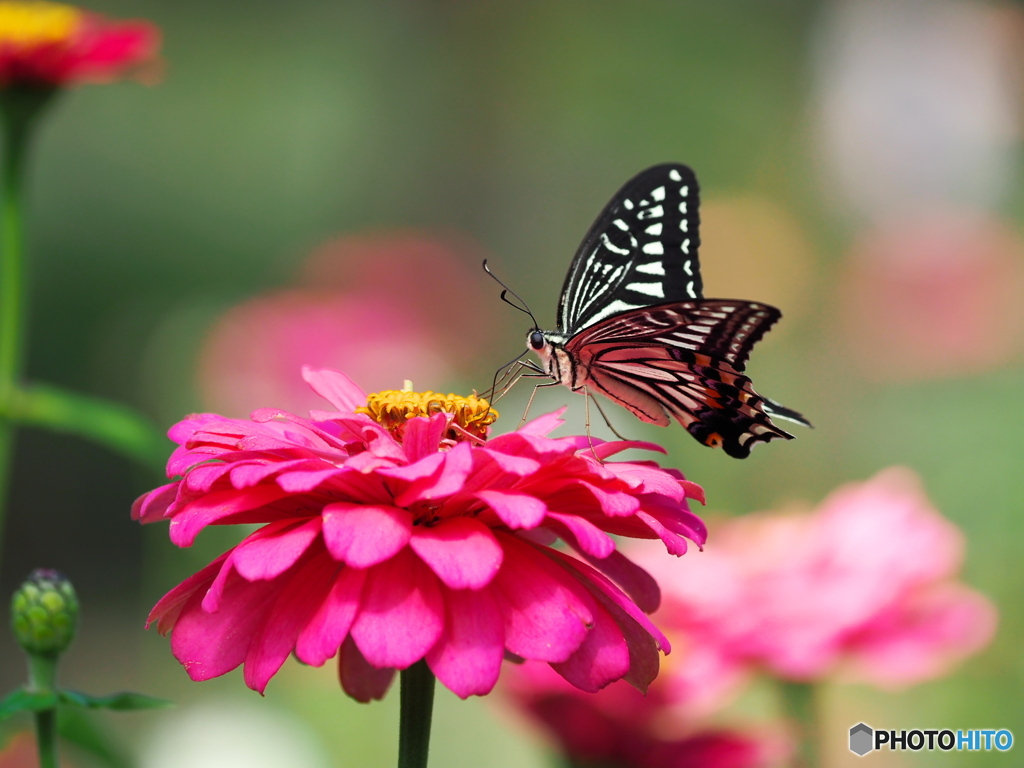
[529, 331, 546, 350]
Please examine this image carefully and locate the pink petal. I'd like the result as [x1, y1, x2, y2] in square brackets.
[167, 413, 225, 446]
[231, 518, 323, 581]
[579, 549, 661, 614]
[426, 588, 504, 698]
[550, 602, 630, 692]
[547, 549, 670, 654]
[147, 553, 228, 633]
[635, 510, 691, 556]
[350, 548, 445, 668]
[302, 366, 367, 412]
[590, 440, 666, 459]
[577, 481, 641, 517]
[339, 635, 396, 703]
[229, 458, 321, 489]
[276, 467, 347, 493]
[132, 482, 178, 523]
[410, 517, 503, 589]
[322, 502, 412, 568]
[476, 490, 548, 530]
[402, 413, 448, 462]
[517, 408, 566, 436]
[490, 534, 594, 662]
[295, 566, 367, 666]
[475, 449, 542, 477]
[547, 512, 616, 559]
[243, 553, 338, 693]
[391, 442, 474, 506]
[169, 568, 278, 682]
[169, 484, 295, 547]
[681, 479, 706, 504]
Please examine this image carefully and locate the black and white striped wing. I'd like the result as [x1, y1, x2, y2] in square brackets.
[557, 164, 702, 336]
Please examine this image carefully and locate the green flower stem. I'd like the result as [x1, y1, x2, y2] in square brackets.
[398, 660, 436, 768]
[27, 654, 59, 768]
[778, 680, 821, 768]
[4, 382, 169, 474]
[0, 87, 54, 563]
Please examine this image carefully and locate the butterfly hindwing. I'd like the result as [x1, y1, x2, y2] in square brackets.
[557, 164, 703, 335]
[563, 301, 804, 458]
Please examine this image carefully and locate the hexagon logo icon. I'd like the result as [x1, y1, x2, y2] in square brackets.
[850, 723, 874, 756]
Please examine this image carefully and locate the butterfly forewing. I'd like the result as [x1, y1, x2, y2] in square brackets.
[557, 164, 703, 335]
[571, 300, 781, 373]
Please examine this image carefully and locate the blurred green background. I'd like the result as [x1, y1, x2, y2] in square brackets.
[1, 0, 1022, 765]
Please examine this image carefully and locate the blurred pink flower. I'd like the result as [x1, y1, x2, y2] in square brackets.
[838, 212, 1024, 380]
[640, 468, 996, 699]
[503, 661, 784, 768]
[198, 231, 499, 417]
[0, 2, 159, 87]
[135, 368, 706, 701]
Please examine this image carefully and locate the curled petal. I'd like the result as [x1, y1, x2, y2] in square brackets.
[132, 482, 178, 523]
[147, 553, 228, 634]
[169, 485, 296, 547]
[547, 512, 616, 560]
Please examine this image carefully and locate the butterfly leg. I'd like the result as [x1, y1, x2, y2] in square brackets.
[518, 379, 561, 428]
[583, 387, 630, 441]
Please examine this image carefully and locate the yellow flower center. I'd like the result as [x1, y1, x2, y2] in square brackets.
[357, 385, 497, 443]
[0, 2, 80, 48]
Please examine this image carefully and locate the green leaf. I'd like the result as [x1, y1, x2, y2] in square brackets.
[58, 690, 173, 711]
[3, 383, 169, 473]
[0, 688, 58, 720]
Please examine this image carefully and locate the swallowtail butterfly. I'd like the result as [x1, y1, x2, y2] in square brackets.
[527, 163, 810, 458]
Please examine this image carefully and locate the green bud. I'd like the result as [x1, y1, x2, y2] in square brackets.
[10, 569, 79, 658]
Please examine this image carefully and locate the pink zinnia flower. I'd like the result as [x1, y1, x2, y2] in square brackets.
[0, 2, 159, 88]
[639, 468, 997, 698]
[134, 368, 706, 701]
[503, 661, 784, 768]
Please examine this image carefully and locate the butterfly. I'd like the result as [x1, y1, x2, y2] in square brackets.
[523, 163, 810, 458]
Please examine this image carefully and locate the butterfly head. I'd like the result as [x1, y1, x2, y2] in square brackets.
[526, 328, 574, 387]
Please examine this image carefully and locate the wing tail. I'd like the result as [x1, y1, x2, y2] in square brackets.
[762, 397, 812, 428]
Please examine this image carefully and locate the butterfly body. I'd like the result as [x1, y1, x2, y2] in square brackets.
[528, 163, 809, 458]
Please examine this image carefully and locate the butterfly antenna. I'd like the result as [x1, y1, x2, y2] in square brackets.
[482, 260, 541, 330]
